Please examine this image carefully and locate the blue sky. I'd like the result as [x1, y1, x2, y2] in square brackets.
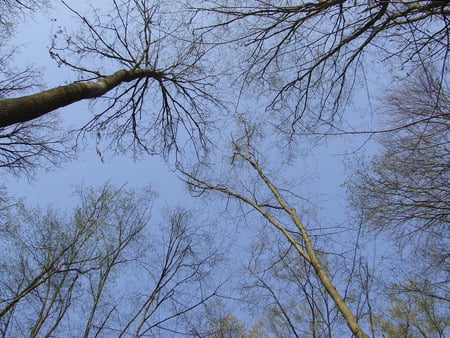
[6, 3, 186, 209]
[6, 1, 382, 215]
[5, 2, 448, 336]
[4, 2, 391, 276]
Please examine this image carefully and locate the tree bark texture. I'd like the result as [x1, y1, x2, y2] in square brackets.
[0, 68, 161, 128]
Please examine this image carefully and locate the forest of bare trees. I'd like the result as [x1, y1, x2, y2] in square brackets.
[1, 1, 448, 337]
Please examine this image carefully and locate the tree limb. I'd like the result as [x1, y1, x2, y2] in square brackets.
[0, 68, 163, 128]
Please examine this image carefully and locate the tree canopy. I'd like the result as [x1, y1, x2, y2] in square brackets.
[0, 1, 449, 337]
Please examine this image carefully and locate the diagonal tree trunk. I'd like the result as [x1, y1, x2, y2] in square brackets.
[0, 68, 162, 128]
[184, 148, 370, 338]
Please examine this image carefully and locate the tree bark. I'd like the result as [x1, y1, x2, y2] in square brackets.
[0, 68, 161, 128]
[249, 157, 370, 338]
[288, 208, 369, 338]
[185, 155, 370, 338]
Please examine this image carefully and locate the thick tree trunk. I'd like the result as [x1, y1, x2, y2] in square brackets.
[0, 68, 161, 128]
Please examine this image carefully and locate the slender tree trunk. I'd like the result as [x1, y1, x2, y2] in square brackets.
[289, 209, 369, 338]
[0, 68, 161, 127]
[252, 157, 370, 338]
[186, 152, 370, 338]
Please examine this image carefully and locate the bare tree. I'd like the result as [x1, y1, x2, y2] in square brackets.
[191, 195, 377, 338]
[241, 235, 341, 338]
[1, 1, 447, 336]
[198, 0, 449, 133]
[0, 0, 221, 175]
[0, 0, 49, 36]
[183, 126, 370, 338]
[350, 69, 450, 240]
[0, 184, 221, 337]
[345, 67, 450, 335]
[0, 0, 68, 176]
[3, 1, 447, 174]
[0, 114, 74, 177]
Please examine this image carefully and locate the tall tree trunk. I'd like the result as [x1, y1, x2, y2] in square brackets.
[0, 68, 161, 127]
[289, 208, 369, 338]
